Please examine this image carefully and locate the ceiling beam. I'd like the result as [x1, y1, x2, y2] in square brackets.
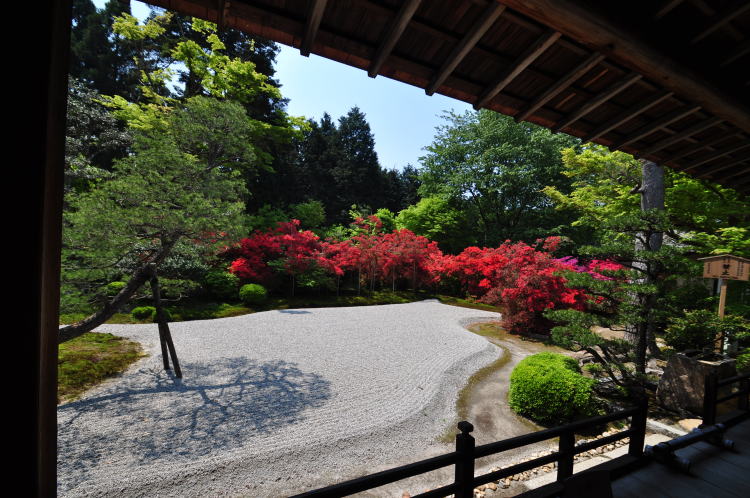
[497, 0, 750, 134]
[691, 1, 750, 44]
[583, 90, 673, 142]
[721, 167, 750, 182]
[653, 0, 687, 20]
[697, 157, 750, 179]
[515, 51, 605, 123]
[474, 30, 561, 110]
[426, 2, 506, 95]
[640, 116, 723, 155]
[368, 0, 423, 78]
[665, 132, 744, 163]
[554, 73, 642, 132]
[613, 104, 702, 149]
[720, 40, 750, 68]
[300, 0, 328, 57]
[682, 142, 750, 172]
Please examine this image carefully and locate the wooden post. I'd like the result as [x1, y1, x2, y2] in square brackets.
[557, 431, 575, 481]
[739, 377, 749, 412]
[454, 421, 475, 498]
[702, 372, 718, 427]
[149, 266, 182, 378]
[716, 278, 728, 352]
[629, 397, 648, 457]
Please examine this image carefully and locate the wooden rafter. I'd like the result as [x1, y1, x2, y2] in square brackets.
[554, 73, 642, 132]
[426, 2, 506, 95]
[691, 1, 750, 44]
[653, 0, 687, 20]
[498, 0, 750, 134]
[583, 91, 673, 142]
[666, 133, 743, 163]
[697, 157, 750, 179]
[368, 0, 422, 78]
[613, 105, 702, 149]
[641, 116, 723, 156]
[474, 30, 561, 110]
[720, 40, 750, 68]
[217, 0, 231, 31]
[300, 0, 328, 57]
[515, 51, 605, 123]
[682, 142, 750, 172]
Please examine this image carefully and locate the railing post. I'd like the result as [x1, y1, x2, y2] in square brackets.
[702, 372, 718, 426]
[557, 431, 575, 481]
[740, 377, 749, 412]
[454, 421, 475, 498]
[629, 397, 648, 457]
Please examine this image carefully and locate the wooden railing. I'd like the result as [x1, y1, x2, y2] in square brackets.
[646, 371, 749, 472]
[702, 372, 750, 427]
[292, 400, 648, 498]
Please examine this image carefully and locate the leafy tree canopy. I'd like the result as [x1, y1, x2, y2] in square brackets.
[418, 109, 580, 245]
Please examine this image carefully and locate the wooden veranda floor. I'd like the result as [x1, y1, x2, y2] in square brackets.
[611, 417, 750, 498]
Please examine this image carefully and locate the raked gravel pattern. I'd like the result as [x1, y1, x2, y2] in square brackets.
[57, 300, 502, 497]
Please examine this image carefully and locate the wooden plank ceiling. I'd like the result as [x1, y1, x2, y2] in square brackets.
[144, 0, 750, 193]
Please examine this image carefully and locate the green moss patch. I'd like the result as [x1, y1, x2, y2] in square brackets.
[58, 332, 145, 404]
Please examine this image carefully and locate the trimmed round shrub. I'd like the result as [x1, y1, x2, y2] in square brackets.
[104, 281, 126, 297]
[131, 306, 156, 320]
[204, 270, 240, 300]
[664, 310, 721, 351]
[239, 283, 268, 305]
[509, 352, 597, 425]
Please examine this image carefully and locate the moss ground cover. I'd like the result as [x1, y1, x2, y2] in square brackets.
[58, 332, 145, 403]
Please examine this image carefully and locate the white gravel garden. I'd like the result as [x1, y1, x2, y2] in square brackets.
[57, 300, 502, 497]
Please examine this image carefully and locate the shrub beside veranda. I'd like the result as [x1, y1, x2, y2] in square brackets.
[239, 283, 268, 305]
[509, 352, 597, 425]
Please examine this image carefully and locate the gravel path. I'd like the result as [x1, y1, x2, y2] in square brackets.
[57, 300, 502, 497]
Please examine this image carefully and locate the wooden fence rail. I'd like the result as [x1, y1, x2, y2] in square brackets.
[702, 372, 750, 427]
[292, 400, 648, 498]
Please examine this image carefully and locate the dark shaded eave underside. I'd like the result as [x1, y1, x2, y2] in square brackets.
[140, 0, 750, 193]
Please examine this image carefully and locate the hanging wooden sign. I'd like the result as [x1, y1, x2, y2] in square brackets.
[699, 254, 750, 281]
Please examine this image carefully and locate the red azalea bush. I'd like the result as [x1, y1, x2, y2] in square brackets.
[226, 218, 620, 337]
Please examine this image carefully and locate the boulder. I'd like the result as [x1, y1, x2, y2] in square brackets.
[656, 352, 736, 415]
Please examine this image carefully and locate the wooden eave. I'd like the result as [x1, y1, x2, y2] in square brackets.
[143, 0, 750, 193]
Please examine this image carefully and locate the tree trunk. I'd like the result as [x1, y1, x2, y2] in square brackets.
[624, 160, 665, 371]
[58, 238, 178, 343]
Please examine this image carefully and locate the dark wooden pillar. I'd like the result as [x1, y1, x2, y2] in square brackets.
[33, 1, 72, 496]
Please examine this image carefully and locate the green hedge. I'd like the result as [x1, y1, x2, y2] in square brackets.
[239, 283, 268, 305]
[509, 352, 597, 425]
[204, 270, 240, 300]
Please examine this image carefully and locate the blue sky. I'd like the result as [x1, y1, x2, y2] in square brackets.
[98, 0, 473, 171]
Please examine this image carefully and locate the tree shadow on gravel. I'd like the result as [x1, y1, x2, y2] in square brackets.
[57, 357, 331, 482]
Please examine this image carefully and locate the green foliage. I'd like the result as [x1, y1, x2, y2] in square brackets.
[419, 109, 579, 245]
[509, 352, 597, 425]
[104, 281, 126, 297]
[131, 306, 156, 320]
[737, 349, 750, 373]
[663, 310, 748, 355]
[664, 310, 723, 351]
[395, 196, 474, 253]
[58, 332, 144, 403]
[239, 283, 268, 305]
[291, 200, 326, 229]
[203, 271, 240, 301]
